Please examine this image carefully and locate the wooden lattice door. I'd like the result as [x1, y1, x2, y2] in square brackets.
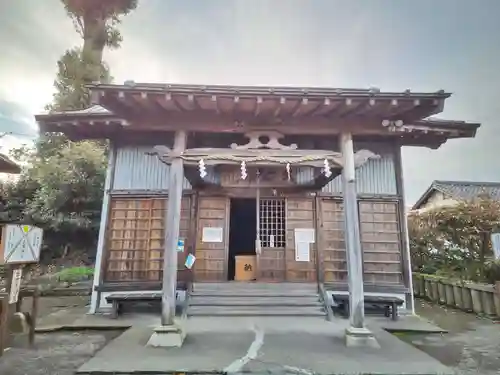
[257, 198, 286, 281]
[104, 196, 191, 282]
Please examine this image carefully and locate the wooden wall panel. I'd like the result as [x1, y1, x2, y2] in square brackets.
[319, 199, 348, 283]
[194, 197, 228, 281]
[285, 197, 317, 282]
[359, 201, 402, 284]
[104, 196, 191, 282]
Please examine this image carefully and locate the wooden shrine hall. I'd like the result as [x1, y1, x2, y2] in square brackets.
[36, 83, 480, 325]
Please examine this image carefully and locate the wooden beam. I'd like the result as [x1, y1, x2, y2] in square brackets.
[161, 130, 187, 326]
[340, 132, 365, 329]
[211, 95, 221, 114]
[253, 96, 263, 116]
[292, 98, 308, 117]
[273, 97, 286, 117]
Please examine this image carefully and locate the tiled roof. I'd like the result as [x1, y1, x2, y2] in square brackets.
[413, 180, 500, 209]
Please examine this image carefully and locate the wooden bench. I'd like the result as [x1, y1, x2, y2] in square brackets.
[105, 291, 179, 319]
[332, 294, 404, 321]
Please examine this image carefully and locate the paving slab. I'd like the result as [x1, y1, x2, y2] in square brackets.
[77, 316, 452, 375]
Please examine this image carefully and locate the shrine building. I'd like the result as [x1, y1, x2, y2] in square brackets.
[36, 83, 480, 315]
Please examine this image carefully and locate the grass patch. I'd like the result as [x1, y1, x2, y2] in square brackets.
[56, 266, 94, 283]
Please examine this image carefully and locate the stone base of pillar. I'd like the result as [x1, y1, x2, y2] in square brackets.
[146, 323, 186, 348]
[345, 327, 380, 349]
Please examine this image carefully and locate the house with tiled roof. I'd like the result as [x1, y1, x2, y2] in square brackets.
[412, 180, 500, 211]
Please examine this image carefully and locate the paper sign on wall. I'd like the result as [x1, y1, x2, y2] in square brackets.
[185, 253, 196, 269]
[295, 242, 310, 262]
[177, 238, 185, 252]
[202, 227, 223, 243]
[294, 228, 315, 244]
[491, 233, 500, 259]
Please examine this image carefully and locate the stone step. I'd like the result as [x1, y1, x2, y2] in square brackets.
[187, 305, 326, 317]
[190, 290, 319, 297]
[189, 296, 323, 307]
[192, 283, 318, 293]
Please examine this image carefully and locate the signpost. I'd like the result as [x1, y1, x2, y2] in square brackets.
[0, 223, 44, 356]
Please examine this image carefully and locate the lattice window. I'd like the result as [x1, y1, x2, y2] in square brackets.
[105, 197, 165, 282]
[259, 198, 286, 248]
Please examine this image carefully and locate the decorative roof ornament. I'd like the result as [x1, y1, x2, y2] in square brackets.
[198, 158, 207, 178]
[286, 163, 291, 181]
[240, 161, 247, 180]
[382, 119, 404, 132]
[323, 159, 332, 178]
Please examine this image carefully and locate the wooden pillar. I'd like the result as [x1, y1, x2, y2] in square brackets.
[340, 133, 365, 329]
[394, 143, 415, 314]
[162, 131, 187, 326]
[89, 143, 116, 314]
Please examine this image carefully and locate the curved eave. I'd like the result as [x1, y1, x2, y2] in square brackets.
[90, 83, 449, 126]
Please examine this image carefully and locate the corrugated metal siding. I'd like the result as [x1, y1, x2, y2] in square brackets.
[322, 153, 397, 195]
[296, 152, 397, 195]
[112, 146, 192, 191]
[322, 154, 396, 195]
[295, 167, 315, 183]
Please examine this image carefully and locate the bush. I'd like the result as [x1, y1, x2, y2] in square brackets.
[409, 196, 500, 283]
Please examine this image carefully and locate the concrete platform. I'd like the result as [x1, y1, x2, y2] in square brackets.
[76, 316, 452, 375]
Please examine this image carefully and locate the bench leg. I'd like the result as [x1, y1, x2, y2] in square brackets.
[384, 305, 391, 318]
[111, 301, 119, 319]
[343, 302, 349, 318]
[391, 302, 398, 321]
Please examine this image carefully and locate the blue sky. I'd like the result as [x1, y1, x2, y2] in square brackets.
[0, 0, 499, 203]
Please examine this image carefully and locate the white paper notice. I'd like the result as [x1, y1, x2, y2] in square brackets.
[9, 268, 23, 304]
[295, 242, 310, 262]
[294, 228, 315, 244]
[202, 227, 223, 243]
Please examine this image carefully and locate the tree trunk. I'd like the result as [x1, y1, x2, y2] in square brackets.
[82, 15, 106, 82]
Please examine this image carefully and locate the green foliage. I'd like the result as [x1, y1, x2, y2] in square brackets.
[0, 140, 107, 261]
[409, 196, 500, 283]
[56, 266, 95, 283]
[46, 48, 111, 112]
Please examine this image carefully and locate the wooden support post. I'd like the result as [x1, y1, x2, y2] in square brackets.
[161, 131, 187, 326]
[89, 143, 116, 314]
[340, 133, 378, 347]
[340, 133, 365, 328]
[28, 287, 39, 346]
[394, 143, 415, 314]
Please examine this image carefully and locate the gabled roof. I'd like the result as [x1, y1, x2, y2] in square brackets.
[412, 180, 500, 210]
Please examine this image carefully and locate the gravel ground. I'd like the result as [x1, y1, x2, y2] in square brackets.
[398, 299, 500, 375]
[0, 331, 122, 375]
[0, 296, 123, 375]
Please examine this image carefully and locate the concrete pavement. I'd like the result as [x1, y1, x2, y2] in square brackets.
[75, 316, 452, 375]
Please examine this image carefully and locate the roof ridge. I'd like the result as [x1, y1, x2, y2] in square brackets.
[434, 180, 500, 187]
